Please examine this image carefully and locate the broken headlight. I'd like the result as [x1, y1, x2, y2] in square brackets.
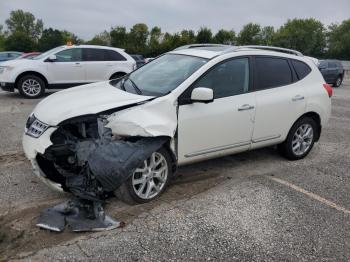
[25, 115, 49, 138]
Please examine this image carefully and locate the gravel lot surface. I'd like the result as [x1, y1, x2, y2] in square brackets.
[0, 86, 349, 261]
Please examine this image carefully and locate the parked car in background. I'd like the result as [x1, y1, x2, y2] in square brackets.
[0, 51, 23, 63]
[0, 45, 136, 98]
[22, 44, 331, 204]
[318, 60, 344, 87]
[145, 57, 155, 63]
[130, 54, 146, 68]
[17, 52, 41, 60]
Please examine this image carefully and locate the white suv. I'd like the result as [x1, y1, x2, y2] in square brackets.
[22, 44, 332, 204]
[0, 45, 136, 98]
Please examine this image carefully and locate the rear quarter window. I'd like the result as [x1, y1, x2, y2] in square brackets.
[104, 50, 127, 61]
[291, 60, 312, 80]
[255, 56, 293, 90]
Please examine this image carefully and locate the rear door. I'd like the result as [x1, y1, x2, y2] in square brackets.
[177, 57, 255, 164]
[327, 61, 338, 83]
[251, 56, 306, 149]
[83, 48, 128, 82]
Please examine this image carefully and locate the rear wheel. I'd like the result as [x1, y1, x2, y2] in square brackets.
[334, 76, 343, 87]
[115, 147, 173, 205]
[18, 74, 45, 98]
[278, 117, 317, 160]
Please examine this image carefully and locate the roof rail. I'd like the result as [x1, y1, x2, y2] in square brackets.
[174, 44, 229, 51]
[222, 45, 303, 56]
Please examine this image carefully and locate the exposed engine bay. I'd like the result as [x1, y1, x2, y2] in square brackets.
[36, 115, 169, 232]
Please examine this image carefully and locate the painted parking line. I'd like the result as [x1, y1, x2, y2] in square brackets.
[267, 175, 350, 215]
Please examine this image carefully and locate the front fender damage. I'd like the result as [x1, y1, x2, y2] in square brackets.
[36, 97, 178, 232]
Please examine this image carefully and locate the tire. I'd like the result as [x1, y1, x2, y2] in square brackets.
[333, 76, 343, 88]
[115, 147, 173, 205]
[109, 72, 126, 80]
[18, 74, 46, 98]
[278, 117, 318, 160]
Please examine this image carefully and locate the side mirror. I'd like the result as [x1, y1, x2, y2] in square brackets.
[191, 87, 214, 103]
[46, 54, 57, 62]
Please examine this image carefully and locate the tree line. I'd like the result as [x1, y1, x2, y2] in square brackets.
[0, 9, 349, 60]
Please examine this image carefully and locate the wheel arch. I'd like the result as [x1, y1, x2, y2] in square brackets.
[293, 111, 322, 141]
[15, 71, 48, 89]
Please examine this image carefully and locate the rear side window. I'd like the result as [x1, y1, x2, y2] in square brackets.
[291, 60, 311, 80]
[255, 57, 293, 90]
[193, 58, 249, 99]
[104, 50, 126, 61]
[329, 62, 337, 68]
[83, 48, 126, 61]
[83, 48, 105, 61]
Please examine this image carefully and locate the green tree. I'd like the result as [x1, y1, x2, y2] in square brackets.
[260, 26, 275, 46]
[127, 23, 149, 54]
[110, 26, 128, 48]
[327, 19, 350, 60]
[87, 31, 111, 46]
[4, 31, 35, 51]
[237, 23, 262, 45]
[273, 18, 326, 57]
[61, 30, 84, 45]
[196, 27, 212, 43]
[148, 26, 162, 56]
[38, 28, 65, 51]
[0, 25, 5, 51]
[213, 29, 235, 44]
[5, 10, 43, 41]
[179, 30, 196, 45]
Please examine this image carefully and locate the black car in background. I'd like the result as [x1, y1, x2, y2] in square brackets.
[130, 54, 146, 68]
[318, 60, 344, 87]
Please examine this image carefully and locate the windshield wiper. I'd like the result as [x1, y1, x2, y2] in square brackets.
[128, 78, 142, 95]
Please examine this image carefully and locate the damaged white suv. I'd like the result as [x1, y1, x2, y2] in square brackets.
[22, 45, 332, 204]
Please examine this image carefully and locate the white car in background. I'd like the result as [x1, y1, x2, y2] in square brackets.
[22, 44, 332, 204]
[0, 45, 136, 98]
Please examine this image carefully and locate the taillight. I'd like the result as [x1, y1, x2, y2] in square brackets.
[323, 83, 333, 98]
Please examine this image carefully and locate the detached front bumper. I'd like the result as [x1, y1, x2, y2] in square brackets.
[0, 82, 15, 92]
[22, 127, 64, 192]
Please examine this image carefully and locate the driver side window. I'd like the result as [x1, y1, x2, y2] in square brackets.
[55, 48, 82, 62]
[193, 58, 250, 99]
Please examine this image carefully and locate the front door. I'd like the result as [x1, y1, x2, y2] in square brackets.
[177, 57, 255, 164]
[47, 48, 86, 84]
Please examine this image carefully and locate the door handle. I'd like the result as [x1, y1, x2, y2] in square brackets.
[106, 64, 114, 66]
[292, 95, 304, 102]
[74, 62, 82, 67]
[238, 104, 255, 111]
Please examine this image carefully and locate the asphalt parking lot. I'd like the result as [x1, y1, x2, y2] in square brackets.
[0, 86, 349, 261]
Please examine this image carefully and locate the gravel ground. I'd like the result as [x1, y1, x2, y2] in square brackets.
[0, 86, 349, 261]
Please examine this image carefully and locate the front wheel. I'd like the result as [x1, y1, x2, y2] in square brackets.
[278, 117, 317, 160]
[115, 147, 173, 205]
[18, 75, 45, 98]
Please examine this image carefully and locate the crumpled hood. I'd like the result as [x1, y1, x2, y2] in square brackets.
[32, 81, 153, 125]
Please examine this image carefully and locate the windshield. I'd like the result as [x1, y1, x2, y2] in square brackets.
[111, 54, 208, 96]
[32, 46, 65, 60]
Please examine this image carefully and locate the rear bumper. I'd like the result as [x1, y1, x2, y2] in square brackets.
[0, 82, 15, 92]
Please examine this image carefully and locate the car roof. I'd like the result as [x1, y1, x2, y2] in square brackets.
[170, 44, 304, 60]
[62, 45, 125, 52]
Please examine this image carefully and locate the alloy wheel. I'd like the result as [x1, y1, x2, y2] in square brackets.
[132, 152, 168, 200]
[22, 79, 42, 97]
[292, 123, 314, 156]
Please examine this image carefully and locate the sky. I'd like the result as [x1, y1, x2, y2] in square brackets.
[0, 0, 349, 40]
